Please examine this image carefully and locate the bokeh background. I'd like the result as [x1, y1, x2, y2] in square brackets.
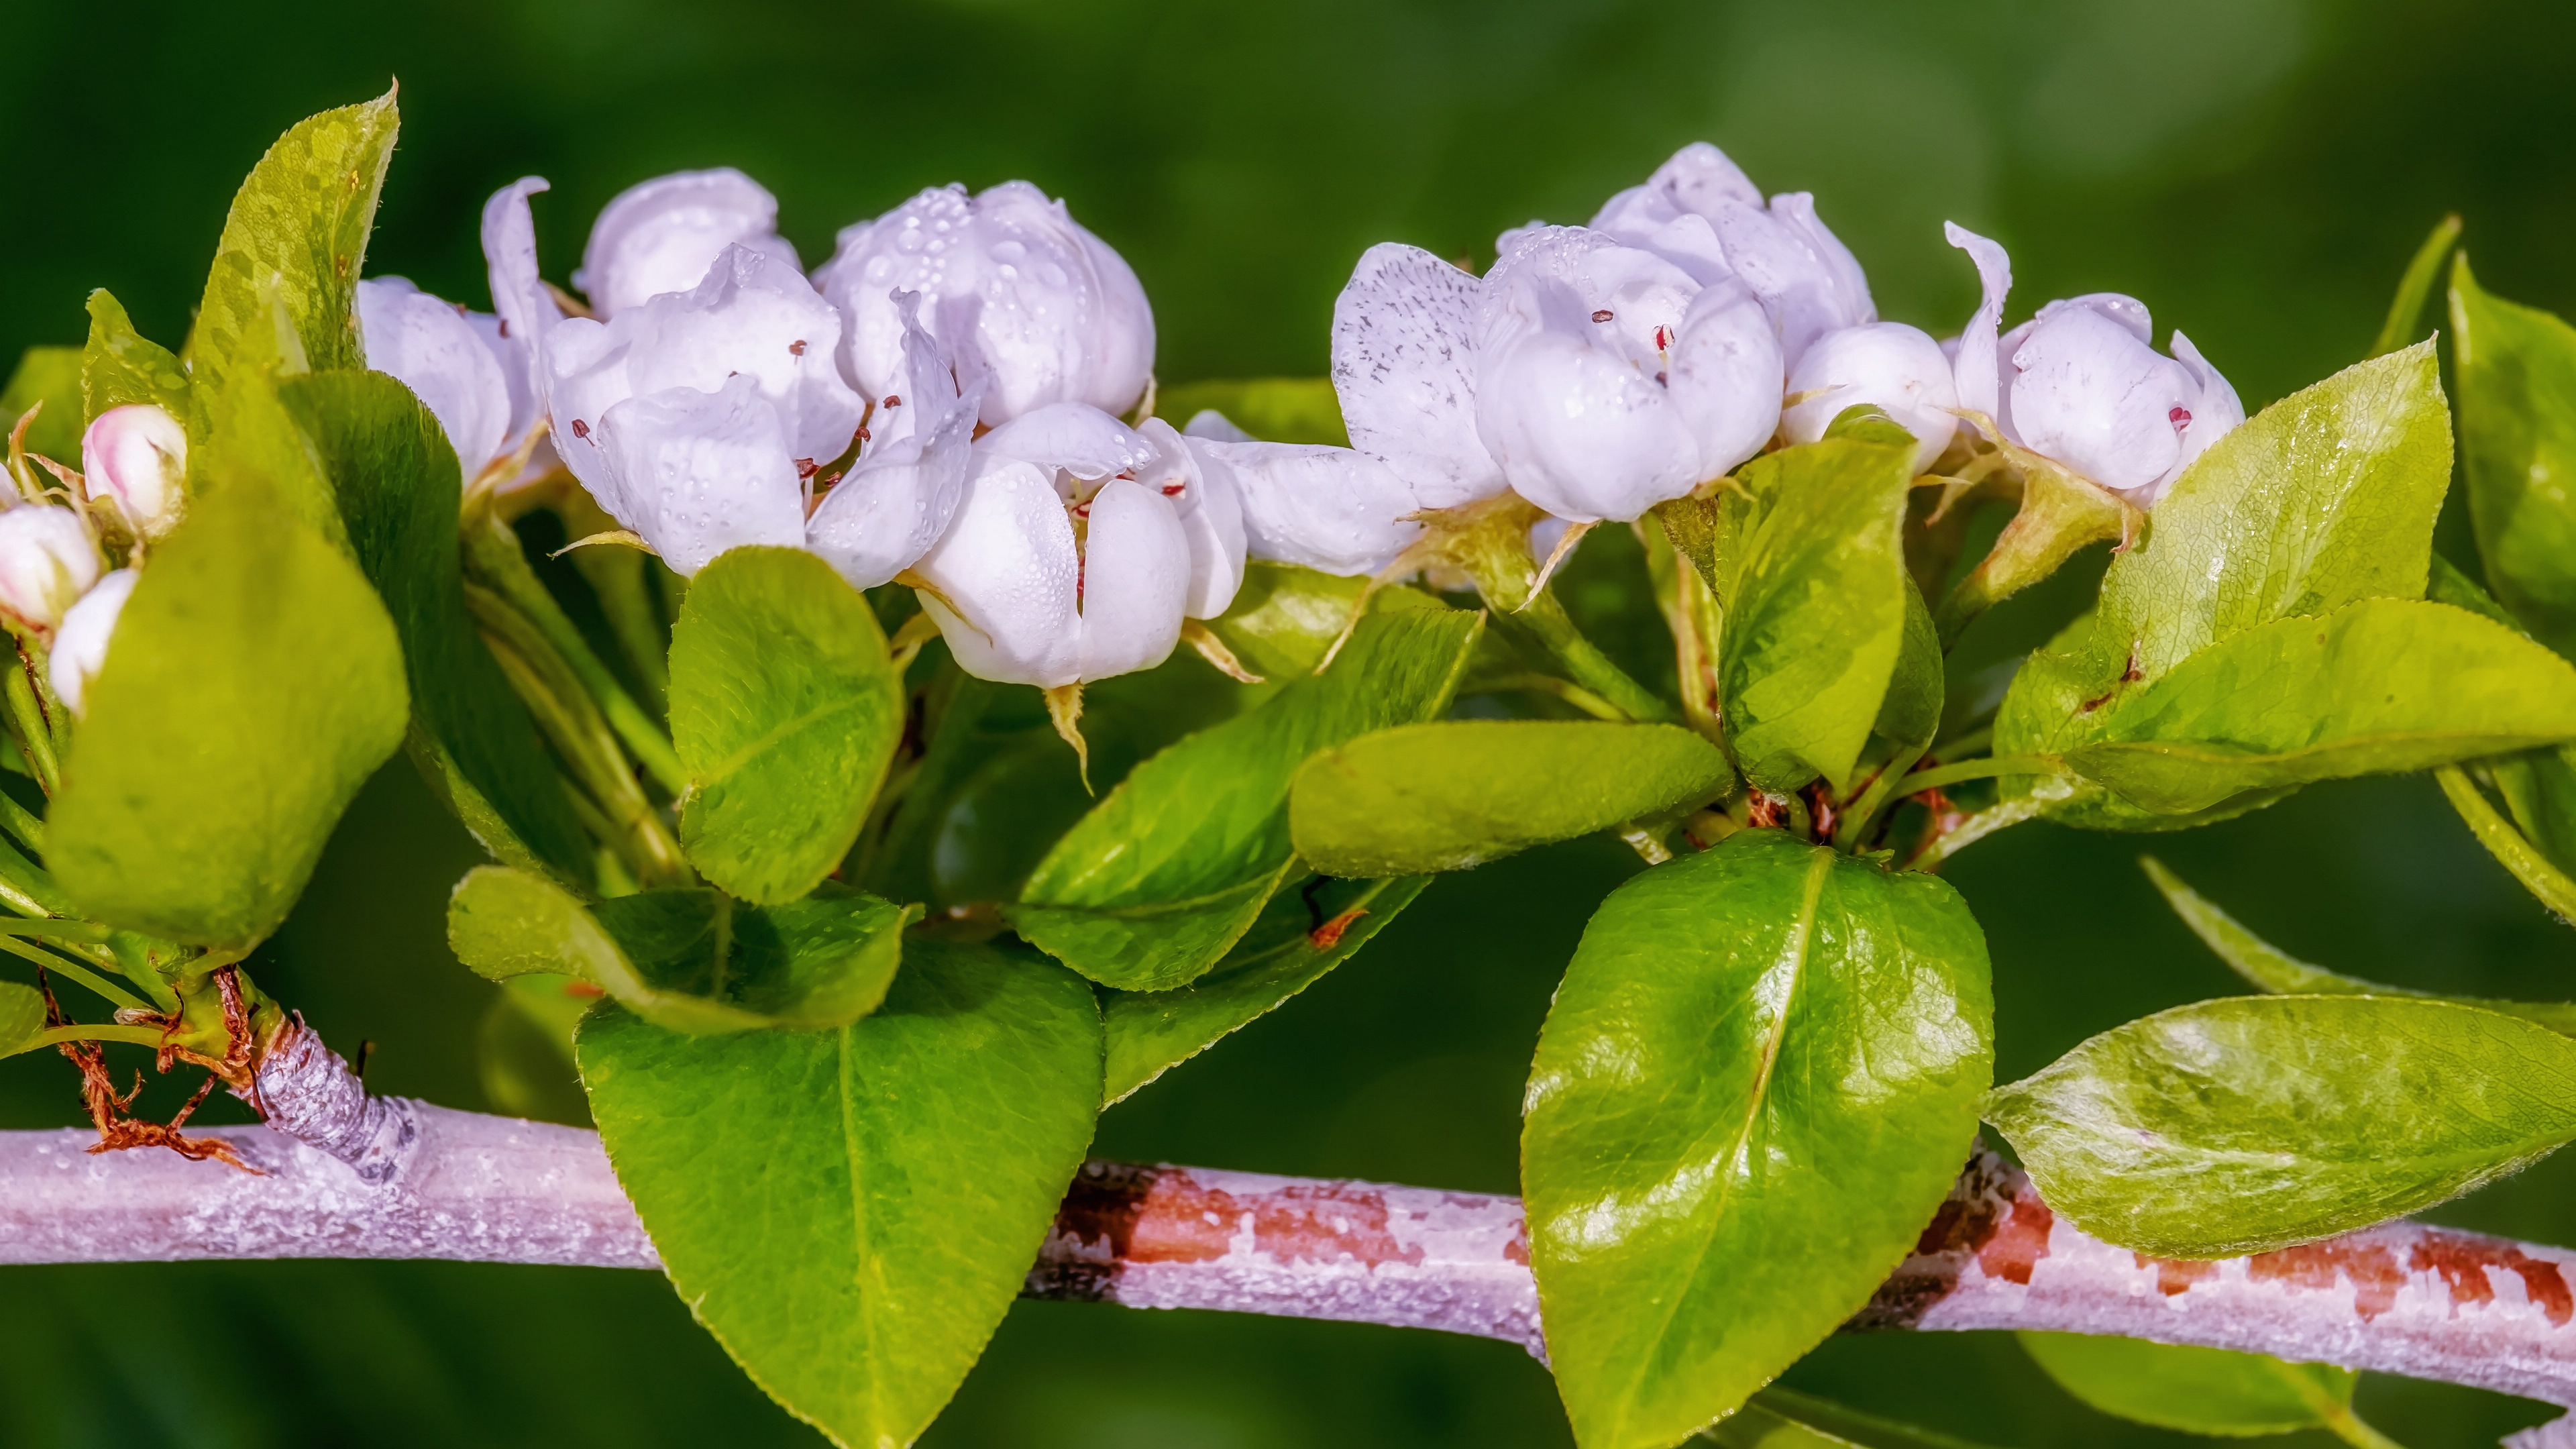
[3, 0, 2575, 1444]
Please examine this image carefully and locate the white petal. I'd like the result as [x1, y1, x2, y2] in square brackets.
[590, 376, 806, 576]
[612, 245, 865, 466]
[0, 506, 99, 630]
[1638, 142, 1764, 221]
[1136, 418, 1245, 619]
[1713, 195, 1875, 371]
[1664, 277, 1785, 481]
[79, 405, 186, 540]
[912, 453, 1082, 687]
[1076, 478, 1190, 682]
[1782, 322, 1961, 474]
[542, 316, 637, 517]
[358, 276, 513, 476]
[977, 401, 1157, 482]
[1477, 329, 1697, 522]
[818, 181, 1152, 426]
[806, 305, 987, 589]
[2034, 292, 2153, 345]
[1182, 409, 1251, 443]
[2008, 307, 2194, 494]
[2148, 329, 2247, 504]
[1330, 243, 1503, 511]
[1195, 439, 1424, 576]
[1942, 223, 2012, 426]
[50, 567, 136, 717]
[464, 310, 543, 451]
[481, 177, 561, 401]
[577, 168, 796, 319]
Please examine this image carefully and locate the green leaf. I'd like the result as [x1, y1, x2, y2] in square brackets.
[1155, 377, 1348, 445]
[1, 346, 85, 462]
[47, 473, 407, 950]
[447, 865, 914, 1034]
[2452, 256, 2576, 660]
[1874, 578, 1943, 749]
[1010, 606, 1482, 991]
[2144, 854, 2576, 1034]
[1715, 426, 1916, 794]
[81, 290, 189, 423]
[191, 90, 398, 399]
[1705, 1389, 2003, 1449]
[280, 370, 590, 884]
[2018, 1332, 2356, 1438]
[668, 546, 904, 904]
[1099, 873, 1429, 1104]
[2371, 213, 2460, 360]
[2438, 763, 2576, 922]
[1289, 720, 1731, 875]
[2056, 599, 2576, 815]
[1199, 561, 1444, 683]
[1997, 345, 2457, 827]
[578, 940, 1101, 1449]
[0, 981, 42, 1057]
[1524, 829, 1994, 1449]
[1984, 996, 2576, 1257]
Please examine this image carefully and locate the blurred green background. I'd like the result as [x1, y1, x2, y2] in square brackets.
[5, 0, 2575, 1444]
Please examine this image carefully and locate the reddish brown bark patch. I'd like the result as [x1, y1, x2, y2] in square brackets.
[2410, 1233, 2575, 1327]
[1976, 1195, 2053, 1285]
[2249, 1240, 2407, 1322]
[1051, 1163, 1427, 1269]
[2135, 1252, 2220, 1297]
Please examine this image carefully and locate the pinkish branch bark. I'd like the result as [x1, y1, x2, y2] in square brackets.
[0, 1019, 2565, 1437]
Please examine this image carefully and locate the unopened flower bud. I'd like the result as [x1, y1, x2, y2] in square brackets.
[49, 568, 136, 717]
[1780, 322, 1960, 473]
[79, 405, 186, 541]
[0, 506, 101, 632]
[819, 182, 1154, 426]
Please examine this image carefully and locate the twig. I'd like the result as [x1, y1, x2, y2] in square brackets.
[0, 1017, 2561, 1431]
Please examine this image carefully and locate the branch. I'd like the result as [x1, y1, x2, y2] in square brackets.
[3, 1019, 2569, 1429]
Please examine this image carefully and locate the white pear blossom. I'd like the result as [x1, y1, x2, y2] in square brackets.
[545, 243, 865, 575]
[1945, 223, 2244, 506]
[1778, 321, 1961, 473]
[910, 404, 1242, 687]
[805, 294, 987, 590]
[1330, 225, 1781, 527]
[356, 277, 515, 477]
[1183, 410, 1430, 577]
[816, 181, 1153, 427]
[1711, 191, 1876, 372]
[575, 168, 800, 319]
[48, 567, 135, 716]
[78, 404, 185, 540]
[0, 506, 100, 633]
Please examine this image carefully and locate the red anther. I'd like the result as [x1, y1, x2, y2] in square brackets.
[497, 318, 511, 338]
[788, 339, 808, 356]
[883, 394, 903, 409]
[1654, 325, 1672, 352]
[2169, 406, 2192, 428]
[796, 458, 819, 480]
[569, 418, 590, 440]
[856, 426, 871, 443]
[818, 471, 844, 487]
[1591, 309, 1614, 323]
[1161, 482, 1186, 496]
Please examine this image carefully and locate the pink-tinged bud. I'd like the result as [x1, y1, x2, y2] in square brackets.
[79, 404, 186, 540]
[49, 568, 137, 717]
[0, 506, 101, 632]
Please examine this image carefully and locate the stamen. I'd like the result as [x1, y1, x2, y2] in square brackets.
[569, 419, 590, 441]
[1591, 309, 1614, 323]
[2169, 406, 2192, 429]
[788, 339, 808, 356]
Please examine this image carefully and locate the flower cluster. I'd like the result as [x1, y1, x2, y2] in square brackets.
[12, 142, 2235, 704]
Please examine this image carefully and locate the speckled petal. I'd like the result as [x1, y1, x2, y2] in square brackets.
[1330, 243, 1503, 510]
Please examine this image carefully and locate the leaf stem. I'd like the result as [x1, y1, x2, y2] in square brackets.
[2436, 765, 2576, 918]
[1493, 590, 1675, 724]
[1, 656, 60, 797]
[461, 514, 687, 797]
[0, 788, 42, 856]
[1881, 754, 2061, 802]
[17, 1023, 168, 1056]
[1474, 673, 1629, 722]
[1833, 743, 1931, 853]
[0, 936, 150, 1014]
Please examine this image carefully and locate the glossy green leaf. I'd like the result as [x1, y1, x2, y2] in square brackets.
[578, 940, 1101, 1449]
[2453, 256, 2576, 660]
[1100, 873, 1429, 1104]
[81, 290, 189, 423]
[2143, 855, 2576, 1033]
[1199, 561, 1446, 683]
[1, 346, 85, 462]
[191, 91, 397, 399]
[1289, 720, 1731, 876]
[668, 546, 904, 904]
[1703, 1389, 2002, 1449]
[1011, 606, 1481, 990]
[1984, 996, 2576, 1256]
[0, 981, 42, 1057]
[2057, 599, 2576, 814]
[1525, 829, 1994, 1449]
[1997, 345, 2455, 827]
[447, 865, 913, 1034]
[1155, 377, 1348, 445]
[1715, 424, 1916, 794]
[47, 473, 406, 950]
[280, 369, 590, 883]
[1874, 578, 1943, 749]
[2018, 1332, 2355, 1438]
